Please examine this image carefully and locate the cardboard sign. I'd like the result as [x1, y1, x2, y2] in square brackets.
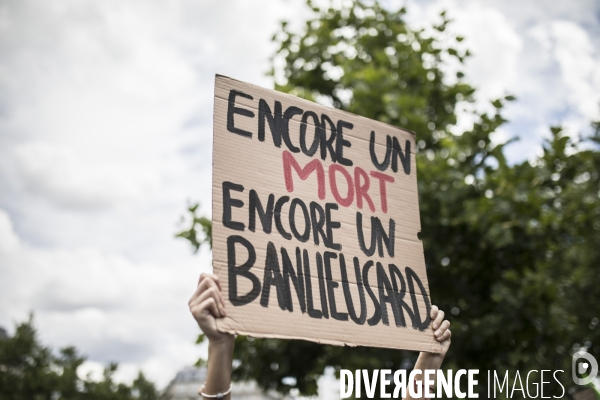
[212, 75, 441, 353]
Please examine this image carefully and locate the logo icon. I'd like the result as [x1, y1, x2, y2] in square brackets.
[573, 350, 598, 385]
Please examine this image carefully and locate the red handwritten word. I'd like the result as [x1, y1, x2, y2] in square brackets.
[282, 151, 394, 213]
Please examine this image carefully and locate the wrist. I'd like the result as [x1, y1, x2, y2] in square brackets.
[204, 334, 235, 398]
[419, 351, 445, 370]
[209, 334, 235, 355]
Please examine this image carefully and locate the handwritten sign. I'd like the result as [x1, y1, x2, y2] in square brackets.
[212, 75, 441, 352]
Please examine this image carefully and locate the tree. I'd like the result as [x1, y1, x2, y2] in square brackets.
[176, 203, 212, 252]
[0, 316, 159, 400]
[179, 1, 600, 398]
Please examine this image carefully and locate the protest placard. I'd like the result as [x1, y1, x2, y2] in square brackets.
[212, 75, 441, 352]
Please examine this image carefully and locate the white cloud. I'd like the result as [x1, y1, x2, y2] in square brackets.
[0, 208, 208, 386]
[0, 0, 305, 388]
[14, 141, 160, 209]
[513, 18, 600, 146]
[549, 20, 600, 120]
[447, 3, 523, 102]
[404, 0, 600, 162]
[0, 209, 20, 252]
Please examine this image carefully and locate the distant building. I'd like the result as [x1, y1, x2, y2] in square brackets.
[162, 367, 206, 400]
[162, 366, 287, 400]
[0, 326, 7, 339]
[317, 367, 339, 400]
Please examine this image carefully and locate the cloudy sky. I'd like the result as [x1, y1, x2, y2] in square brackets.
[0, 0, 598, 389]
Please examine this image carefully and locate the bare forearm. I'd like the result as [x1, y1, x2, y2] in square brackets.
[203, 337, 235, 399]
[404, 352, 445, 400]
[414, 351, 444, 372]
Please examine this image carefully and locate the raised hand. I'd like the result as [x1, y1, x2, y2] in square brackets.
[429, 305, 451, 356]
[188, 273, 232, 344]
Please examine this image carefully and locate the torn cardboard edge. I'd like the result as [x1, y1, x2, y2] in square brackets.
[215, 321, 443, 354]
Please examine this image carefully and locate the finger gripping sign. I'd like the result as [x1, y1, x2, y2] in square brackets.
[212, 75, 442, 353]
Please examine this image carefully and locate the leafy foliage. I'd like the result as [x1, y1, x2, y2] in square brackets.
[0, 317, 159, 400]
[176, 203, 212, 252]
[178, 1, 600, 398]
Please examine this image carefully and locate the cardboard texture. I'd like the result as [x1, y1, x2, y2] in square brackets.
[212, 75, 441, 353]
